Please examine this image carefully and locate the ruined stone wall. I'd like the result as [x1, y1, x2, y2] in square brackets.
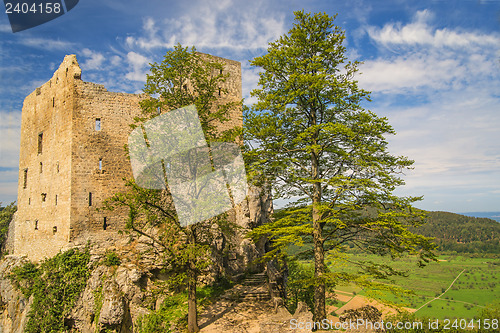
[14, 55, 81, 260]
[14, 53, 244, 262]
[69, 81, 142, 241]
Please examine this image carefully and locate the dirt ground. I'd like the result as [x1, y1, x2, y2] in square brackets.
[198, 288, 416, 332]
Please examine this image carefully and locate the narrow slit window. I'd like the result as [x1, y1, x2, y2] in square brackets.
[52, 97, 55, 107]
[41, 193, 46, 202]
[218, 88, 221, 96]
[38, 133, 43, 154]
[28, 198, 31, 205]
[89, 192, 92, 206]
[55, 195, 58, 206]
[35, 220, 38, 230]
[95, 118, 101, 131]
[56, 162, 59, 173]
[99, 158, 102, 170]
[103, 217, 107, 230]
[40, 162, 43, 173]
[23, 169, 28, 189]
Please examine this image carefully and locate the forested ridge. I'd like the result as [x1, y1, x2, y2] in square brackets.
[418, 211, 500, 254]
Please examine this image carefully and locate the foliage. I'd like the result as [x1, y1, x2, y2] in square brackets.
[137, 44, 241, 142]
[105, 44, 241, 333]
[103, 251, 121, 266]
[134, 279, 234, 333]
[245, 11, 437, 321]
[135, 292, 188, 333]
[285, 258, 315, 314]
[476, 301, 500, 333]
[93, 284, 104, 330]
[0, 201, 16, 252]
[10, 246, 91, 333]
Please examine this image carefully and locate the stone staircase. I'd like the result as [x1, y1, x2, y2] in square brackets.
[222, 272, 271, 301]
[242, 272, 267, 286]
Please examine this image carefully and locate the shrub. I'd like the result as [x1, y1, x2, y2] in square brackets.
[10, 247, 90, 332]
[103, 251, 121, 266]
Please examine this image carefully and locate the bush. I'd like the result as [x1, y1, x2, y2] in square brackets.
[286, 258, 315, 314]
[103, 251, 121, 266]
[10, 247, 90, 332]
[135, 293, 187, 333]
[0, 202, 16, 253]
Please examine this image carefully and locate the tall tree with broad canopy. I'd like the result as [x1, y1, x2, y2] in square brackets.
[105, 44, 241, 333]
[245, 11, 436, 322]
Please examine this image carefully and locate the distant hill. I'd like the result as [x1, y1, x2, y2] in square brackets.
[278, 207, 500, 255]
[418, 211, 500, 254]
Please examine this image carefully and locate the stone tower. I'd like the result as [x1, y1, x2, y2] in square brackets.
[14, 54, 242, 261]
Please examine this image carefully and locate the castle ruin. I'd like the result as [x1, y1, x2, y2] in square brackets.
[13, 54, 243, 261]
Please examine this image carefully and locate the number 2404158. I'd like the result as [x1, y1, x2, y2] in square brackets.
[5, 2, 62, 14]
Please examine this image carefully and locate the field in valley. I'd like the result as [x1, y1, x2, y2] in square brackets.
[327, 254, 500, 320]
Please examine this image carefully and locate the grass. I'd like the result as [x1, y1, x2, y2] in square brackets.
[326, 253, 500, 320]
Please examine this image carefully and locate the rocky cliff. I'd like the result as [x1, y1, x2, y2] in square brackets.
[0, 186, 272, 333]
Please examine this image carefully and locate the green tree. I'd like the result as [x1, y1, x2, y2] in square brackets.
[245, 11, 436, 322]
[105, 45, 241, 333]
[0, 201, 16, 253]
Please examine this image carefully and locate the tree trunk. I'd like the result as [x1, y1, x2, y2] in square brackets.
[312, 198, 326, 323]
[187, 226, 200, 333]
[187, 269, 199, 333]
[311, 105, 326, 324]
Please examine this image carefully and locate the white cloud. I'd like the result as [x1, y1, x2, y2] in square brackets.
[358, 10, 500, 94]
[81, 48, 105, 70]
[125, 0, 286, 51]
[0, 24, 12, 33]
[357, 10, 500, 212]
[0, 173, 18, 204]
[18, 37, 75, 50]
[241, 62, 261, 104]
[0, 111, 21, 169]
[125, 51, 151, 82]
[367, 10, 499, 49]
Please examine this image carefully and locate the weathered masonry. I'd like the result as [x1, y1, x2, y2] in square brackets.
[14, 54, 242, 261]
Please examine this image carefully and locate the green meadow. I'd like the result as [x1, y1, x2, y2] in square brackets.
[329, 254, 500, 320]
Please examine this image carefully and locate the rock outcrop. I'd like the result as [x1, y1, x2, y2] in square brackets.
[0, 256, 30, 333]
[0, 186, 272, 333]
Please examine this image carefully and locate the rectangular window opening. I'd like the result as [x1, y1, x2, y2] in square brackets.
[56, 162, 59, 173]
[41, 193, 46, 202]
[55, 195, 58, 206]
[89, 192, 92, 206]
[23, 168, 28, 189]
[35, 220, 38, 230]
[38, 133, 43, 154]
[103, 217, 107, 230]
[95, 118, 101, 131]
[99, 158, 102, 170]
[52, 97, 55, 107]
[40, 162, 43, 173]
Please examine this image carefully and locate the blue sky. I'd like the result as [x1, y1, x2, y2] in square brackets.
[1, 0, 499, 213]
